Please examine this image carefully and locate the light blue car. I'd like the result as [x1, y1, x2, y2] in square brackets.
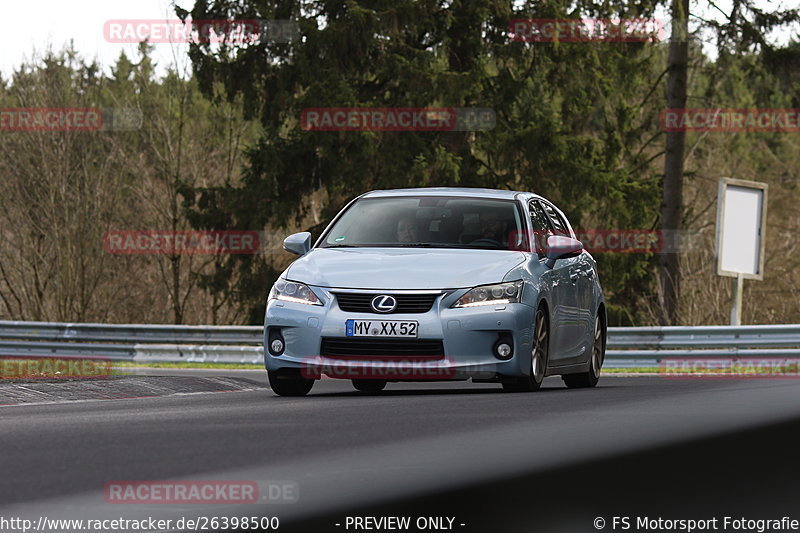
[264, 188, 606, 396]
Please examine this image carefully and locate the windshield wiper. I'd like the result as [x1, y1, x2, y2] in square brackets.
[325, 243, 507, 249]
[382, 243, 495, 249]
[328, 243, 437, 248]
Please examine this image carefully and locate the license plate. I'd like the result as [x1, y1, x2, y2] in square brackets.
[345, 319, 418, 337]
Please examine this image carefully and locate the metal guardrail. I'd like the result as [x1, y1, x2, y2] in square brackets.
[0, 321, 263, 364]
[132, 344, 264, 365]
[606, 325, 800, 360]
[0, 321, 262, 345]
[1, 321, 799, 366]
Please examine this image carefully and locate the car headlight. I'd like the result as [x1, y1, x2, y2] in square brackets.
[269, 279, 322, 306]
[452, 281, 523, 308]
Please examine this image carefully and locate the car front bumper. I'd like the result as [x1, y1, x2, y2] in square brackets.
[264, 288, 537, 381]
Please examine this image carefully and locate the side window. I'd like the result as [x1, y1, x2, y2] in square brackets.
[529, 200, 550, 232]
[540, 201, 570, 236]
[528, 200, 552, 253]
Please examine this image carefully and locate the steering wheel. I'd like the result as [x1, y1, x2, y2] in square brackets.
[469, 237, 503, 248]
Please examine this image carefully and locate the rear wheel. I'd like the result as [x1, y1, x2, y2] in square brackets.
[352, 379, 387, 393]
[502, 307, 548, 392]
[268, 370, 314, 397]
[562, 313, 605, 389]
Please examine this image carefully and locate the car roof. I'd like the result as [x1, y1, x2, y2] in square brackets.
[360, 187, 543, 201]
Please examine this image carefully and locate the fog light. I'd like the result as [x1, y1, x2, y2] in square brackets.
[267, 328, 285, 356]
[493, 333, 514, 360]
[496, 343, 512, 358]
[270, 339, 285, 354]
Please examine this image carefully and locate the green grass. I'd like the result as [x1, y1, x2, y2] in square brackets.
[603, 367, 661, 374]
[113, 361, 262, 370]
[112, 361, 661, 374]
[4, 359, 660, 374]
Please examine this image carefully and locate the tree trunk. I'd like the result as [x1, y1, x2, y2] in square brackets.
[660, 0, 690, 325]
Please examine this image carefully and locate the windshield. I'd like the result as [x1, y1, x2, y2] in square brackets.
[319, 196, 526, 250]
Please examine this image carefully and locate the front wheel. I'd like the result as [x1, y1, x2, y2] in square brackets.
[502, 307, 548, 392]
[268, 370, 314, 396]
[562, 313, 605, 389]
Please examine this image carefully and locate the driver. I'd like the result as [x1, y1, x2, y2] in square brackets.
[471, 212, 505, 247]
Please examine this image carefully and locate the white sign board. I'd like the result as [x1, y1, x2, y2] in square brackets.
[715, 178, 767, 280]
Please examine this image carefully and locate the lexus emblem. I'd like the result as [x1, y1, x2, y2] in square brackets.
[371, 295, 398, 313]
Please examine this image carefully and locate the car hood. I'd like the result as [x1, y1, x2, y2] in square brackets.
[286, 248, 527, 289]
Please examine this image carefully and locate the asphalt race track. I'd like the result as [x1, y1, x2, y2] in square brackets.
[2, 371, 800, 532]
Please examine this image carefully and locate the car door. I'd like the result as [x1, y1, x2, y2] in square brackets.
[556, 208, 596, 356]
[539, 200, 589, 364]
[528, 200, 574, 365]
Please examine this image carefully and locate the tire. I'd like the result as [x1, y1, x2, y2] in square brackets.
[562, 312, 605, 389]
[268, 370, 314, 397]
[502, 306, 548, 392]
[352, 379, 387, 393]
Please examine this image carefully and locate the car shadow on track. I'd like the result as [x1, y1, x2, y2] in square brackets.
[306, 383, 613, 397]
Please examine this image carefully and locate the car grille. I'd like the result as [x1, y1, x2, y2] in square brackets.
[333, 292, 439, 313]
[320, 338, 445, 360]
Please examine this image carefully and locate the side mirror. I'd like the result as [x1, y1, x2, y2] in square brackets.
[544, 235, 583, 268]
[283, 232, 312, 256]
